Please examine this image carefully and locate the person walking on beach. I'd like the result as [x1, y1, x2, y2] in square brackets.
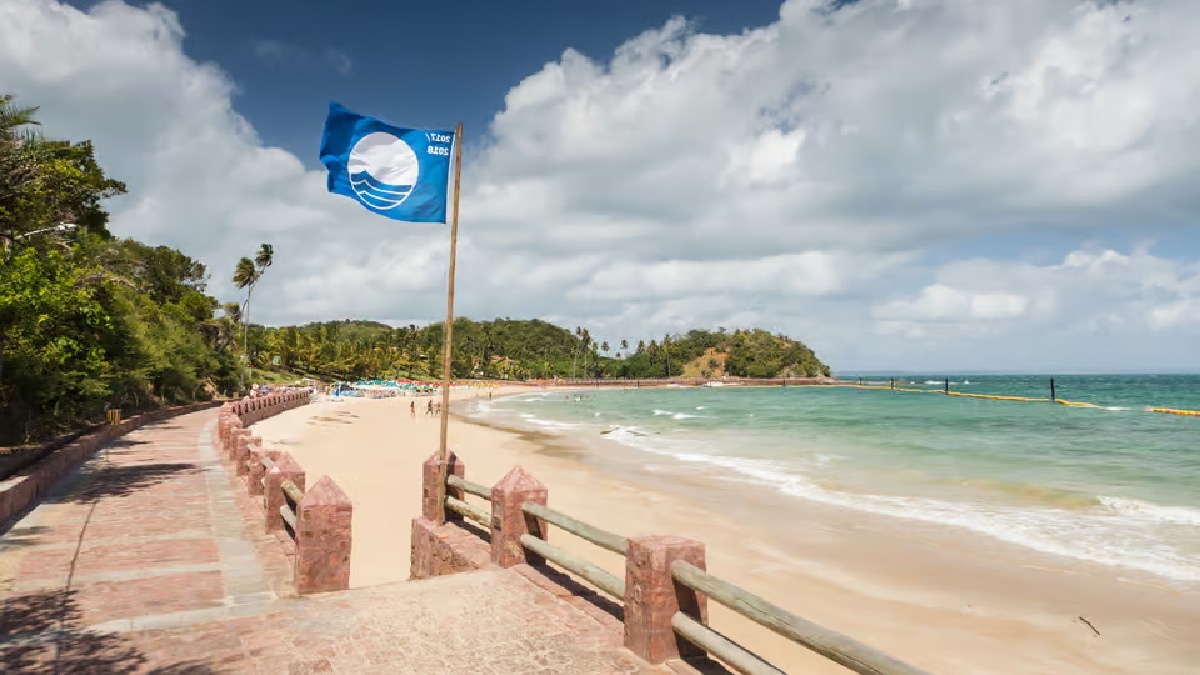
[410, 401, 416, 418]
[426, 400, 433, 416]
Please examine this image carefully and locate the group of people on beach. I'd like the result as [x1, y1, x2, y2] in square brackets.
[410, 400, 442, 417]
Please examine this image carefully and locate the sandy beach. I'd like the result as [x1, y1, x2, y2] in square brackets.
[250, 389, 1200, 674]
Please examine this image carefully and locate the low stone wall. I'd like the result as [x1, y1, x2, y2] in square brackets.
[0, 400, 223, 531]
[214, 390, 354, 595]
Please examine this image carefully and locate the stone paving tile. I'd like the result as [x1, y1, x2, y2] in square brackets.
[0, 408, 704, 674]
[68, 570, 224, 622]
[72, 538, 220, 577]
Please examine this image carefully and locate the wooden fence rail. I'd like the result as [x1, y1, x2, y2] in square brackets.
[671, 613, 781, 675]
[279, 479, 304, 535]
[519, 534, 625, 599]
[423, 459, 927, 675]
[446, 496, 489, 525]
[521, 501, 627, 555]
[447, 474, 490, 499]
[672, 561, 926, 675]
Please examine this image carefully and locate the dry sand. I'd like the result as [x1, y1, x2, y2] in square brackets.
[250, 389, 1200, 675]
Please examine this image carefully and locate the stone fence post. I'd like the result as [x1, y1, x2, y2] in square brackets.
[295, 476, 353, 594]
[247, 445, 279, 497]
[234, 433, 256, 477]
[624, 535, 708, 663]
[264, 452, 305, 533]
[421, 451, 464, 524]
[490, 466, 547, 568]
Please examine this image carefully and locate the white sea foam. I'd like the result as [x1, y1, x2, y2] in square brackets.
[1099, 496, 1200, 527]
[671, 413, 703, 420]
[498, 392, 1200, 583]
[598, 428, 1200, 582]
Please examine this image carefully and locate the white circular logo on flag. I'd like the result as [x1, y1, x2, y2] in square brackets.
[348, 132, 419, 209]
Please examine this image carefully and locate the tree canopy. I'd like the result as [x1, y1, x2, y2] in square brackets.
[241, 319, 829, 383]
[1, 95, 238, 443]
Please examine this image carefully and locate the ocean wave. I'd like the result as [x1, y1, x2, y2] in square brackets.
[533, 418, 584, 430]
[1099, 496, 1200, 527]
[598, 431, 1200, 582]
[653, 409, 673, 416]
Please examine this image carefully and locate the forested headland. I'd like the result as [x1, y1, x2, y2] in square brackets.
[1, 95, 828, 444]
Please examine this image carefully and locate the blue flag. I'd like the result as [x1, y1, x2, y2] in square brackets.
[319, 101, 455, 223]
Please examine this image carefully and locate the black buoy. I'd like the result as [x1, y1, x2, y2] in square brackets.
[1050, 377, 1057, 402]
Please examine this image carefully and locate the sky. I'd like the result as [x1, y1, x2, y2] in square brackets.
[2, 0, 1200, 373]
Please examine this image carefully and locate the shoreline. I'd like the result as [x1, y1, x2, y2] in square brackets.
[252, 391, 1200, 674]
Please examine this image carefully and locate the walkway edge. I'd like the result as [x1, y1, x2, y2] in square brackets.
[0, 401, 223, 532]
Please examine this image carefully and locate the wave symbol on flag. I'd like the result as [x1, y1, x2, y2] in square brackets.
[347, 131, 419, 210]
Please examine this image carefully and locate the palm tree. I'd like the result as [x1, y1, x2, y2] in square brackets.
[572, 326, 582, 380]
[580, 328, 593, 378]
[1, 95, 44, 244]
[232, 243, 273, 388]
[663, 334, 672, 378]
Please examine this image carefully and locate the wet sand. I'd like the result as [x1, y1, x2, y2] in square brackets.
[251, 391, 1200, 674]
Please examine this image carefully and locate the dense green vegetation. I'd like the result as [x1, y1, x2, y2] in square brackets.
[1, 94, 829, 444]
[0, 95, 250, 442]
[245, 320, 829, 382]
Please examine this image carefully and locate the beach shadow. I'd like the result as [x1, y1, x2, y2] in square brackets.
[453, 517, 491, 544]
[306, 416, 353, 425]
[59, 463, 199, 503]
[0, 588, 214, 674]
[676, 656, 738, 674]
[526, 562, 625, 624]
[106, 438, 151, 448]
[0, 525, 52, 551]
[140, 423, 184, 431]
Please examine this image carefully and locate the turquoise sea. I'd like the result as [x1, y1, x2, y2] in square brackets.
[466, 375, 1200, 583]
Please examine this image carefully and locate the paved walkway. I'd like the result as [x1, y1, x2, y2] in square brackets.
[0, 409, 691, 674]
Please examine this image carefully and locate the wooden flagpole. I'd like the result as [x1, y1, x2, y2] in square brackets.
[434, 122, 464, 516]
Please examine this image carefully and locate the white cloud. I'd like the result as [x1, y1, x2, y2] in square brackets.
[871, 248, 1200, 367]
[2, 0, 1200, 371]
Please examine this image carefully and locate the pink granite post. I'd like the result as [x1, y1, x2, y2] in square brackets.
[624, 535, 708, 663]
[244, 436, 264, 479]
[421, 451, 464, 524]
[247, 444, 272, 497]
[295, 476, 353, 594]
[264, 452, 305, 533]
[226, 420, 244, 458]
[489, 466, 547, 568]
[234, 434, 257, 477]
[218, 410, 231, 451]
[218, 408, 232, 447]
